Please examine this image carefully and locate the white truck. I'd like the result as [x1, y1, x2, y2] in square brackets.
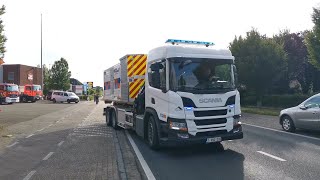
[103, 39, 243, 149]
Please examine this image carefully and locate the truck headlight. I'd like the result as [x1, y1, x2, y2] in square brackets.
[169, 121, 188, 131]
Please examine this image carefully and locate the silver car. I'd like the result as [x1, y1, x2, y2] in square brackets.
[279, 93, 320, 132]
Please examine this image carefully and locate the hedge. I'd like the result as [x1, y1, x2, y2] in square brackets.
[241, 94, 311, 108]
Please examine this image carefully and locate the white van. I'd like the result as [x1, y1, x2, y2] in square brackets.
[51, 91, 80, 103]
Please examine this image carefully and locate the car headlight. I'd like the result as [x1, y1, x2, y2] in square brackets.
[169, 121, 188, 131]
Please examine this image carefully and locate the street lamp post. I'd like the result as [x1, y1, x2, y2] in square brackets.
[41, 14, 43, 92]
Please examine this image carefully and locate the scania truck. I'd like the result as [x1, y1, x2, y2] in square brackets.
[103, 39, 243, 149]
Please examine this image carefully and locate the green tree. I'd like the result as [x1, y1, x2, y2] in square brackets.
[306, 7, 320, 70]
[43, 64, 51, 95]
[48, 58, 71, 91]
[273, 31, 309, 93]
[230, 29, 287, 105]
[0, 5, 7, 60]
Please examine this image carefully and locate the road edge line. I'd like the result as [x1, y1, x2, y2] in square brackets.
[125, 131, 156, 180]
[242, 123, 320, 141]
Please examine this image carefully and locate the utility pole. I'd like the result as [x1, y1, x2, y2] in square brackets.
[41, 14, 43, 91]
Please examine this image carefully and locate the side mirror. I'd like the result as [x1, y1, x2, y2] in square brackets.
[161, 87, 167, 93]
[299, 106, 307, 110]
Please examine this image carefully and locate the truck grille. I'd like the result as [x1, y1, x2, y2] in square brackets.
[196, 130, 228, 137]
[194, 118, 227, 126]
[9, 94, 18, 98]
[194, 109, 227, 117]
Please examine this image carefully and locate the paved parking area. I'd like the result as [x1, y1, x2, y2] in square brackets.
[0, 100, 76, 127]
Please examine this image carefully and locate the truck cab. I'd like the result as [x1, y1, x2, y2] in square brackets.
[0, 83, 20, 104]
[140, 40, 242, 147]
[20, 84, 43, 103]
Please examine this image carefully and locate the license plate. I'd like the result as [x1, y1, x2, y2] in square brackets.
[11, 100, 16, 102]
[206, 137, 222, 143]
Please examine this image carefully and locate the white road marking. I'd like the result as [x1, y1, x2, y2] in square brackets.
[6, 142, 18, 148]
[37, 128, 45, 132]
[22, 170, 36, 180]
[126, 131, 156, 180]
[257, 151, 286, 162]
[25, 134, 34, 138]
[58, 141, 64, 147]
[43, 152, 54, 160]
[242, 123, 320, 141]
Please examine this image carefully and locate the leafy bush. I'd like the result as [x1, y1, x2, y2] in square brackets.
[241, 94, 311, 108]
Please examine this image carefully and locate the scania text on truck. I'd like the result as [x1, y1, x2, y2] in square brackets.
[19, 84, 43, 103]
[0, 83, 20, 104]
[103, 39, 243, 149]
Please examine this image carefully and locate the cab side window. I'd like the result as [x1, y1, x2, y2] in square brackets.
[64, 93, 68, 97]
[26, 86, 31, 91]
[148, 60, 166, 90]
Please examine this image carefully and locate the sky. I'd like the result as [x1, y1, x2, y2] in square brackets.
[1, 0, 318, 87]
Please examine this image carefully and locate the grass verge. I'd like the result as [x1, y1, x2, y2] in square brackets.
[242, 107, 281, 116]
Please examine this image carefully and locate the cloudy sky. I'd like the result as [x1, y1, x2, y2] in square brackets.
[1, 0, 318, 86]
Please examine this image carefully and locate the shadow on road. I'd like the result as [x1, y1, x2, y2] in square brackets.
[130, 132, 245, 180]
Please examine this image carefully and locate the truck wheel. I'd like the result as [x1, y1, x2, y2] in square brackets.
[22, 97, 27, 103]
[53, 99, 56, 103]
[106, 110, 112, 126]
[67, 99, 71, 104]
[147, 116, 160, 150]
[111, 110, 119, 130]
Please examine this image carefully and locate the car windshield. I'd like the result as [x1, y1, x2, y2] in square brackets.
[68, 92, 76, 96]
[5, 85, 19, 92]
[169, 57, 235, 93]
[33, 85, 41, 91]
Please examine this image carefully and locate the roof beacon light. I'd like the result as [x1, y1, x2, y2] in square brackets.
[165, 39, 215, 47]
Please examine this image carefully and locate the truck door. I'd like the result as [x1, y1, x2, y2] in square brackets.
[146, 60, 169, 122]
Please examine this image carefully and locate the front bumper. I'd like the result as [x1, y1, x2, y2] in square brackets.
[5, 97, 20, 103]
[69, 98, 79, 102]
[160, 127, 243, 146]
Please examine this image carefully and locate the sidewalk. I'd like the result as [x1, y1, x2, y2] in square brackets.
[31, 101, 147, 180]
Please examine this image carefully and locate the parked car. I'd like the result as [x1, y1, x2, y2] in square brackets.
[51, 91, 80, 103]
[279, 93, 320, 132]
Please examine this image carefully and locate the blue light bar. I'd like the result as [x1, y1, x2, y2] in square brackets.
[165, 39, 215, 46]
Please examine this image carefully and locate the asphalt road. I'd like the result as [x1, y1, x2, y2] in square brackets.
[130, 119, 320, 180]
[0, 100, 74, 127]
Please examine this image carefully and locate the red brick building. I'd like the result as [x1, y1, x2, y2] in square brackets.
[0, 64, 42, 86]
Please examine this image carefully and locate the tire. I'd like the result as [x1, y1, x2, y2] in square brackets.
[111, 110, 119, 130]
[22, 97, 27, 103]
[281, 115, 296, 132]
[53, 99, 56, 103]
[147, 116, 160, 150]
[106, 110, 112, 126]
[67, 99, 71, 104]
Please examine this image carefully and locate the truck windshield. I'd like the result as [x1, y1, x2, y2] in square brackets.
[169, 57, 235, 93]
[5, 85, 19, 92]
[33, 85, 41, 91]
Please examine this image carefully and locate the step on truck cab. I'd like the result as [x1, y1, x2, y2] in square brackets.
[0, 83, 20, 104]
[20, 84, 43, 103]
[103, 39, 243, 149]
